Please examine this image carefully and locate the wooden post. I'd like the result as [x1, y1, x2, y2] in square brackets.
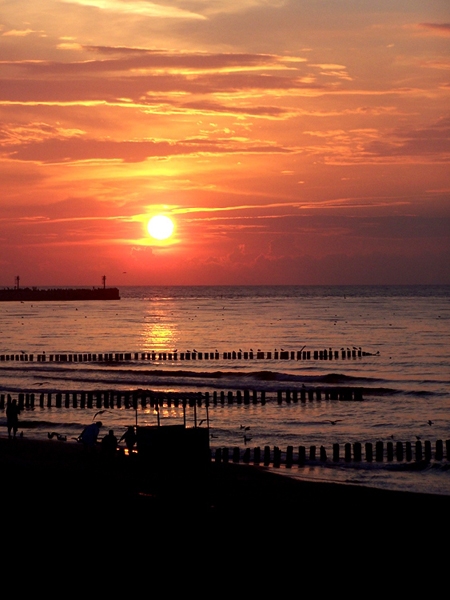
[333, 443, 340, 462]
[222, 448, 229, 463]
[286, 445, 293, 467]
[365, 442, 373, 462]
[415, 440, 423, 462]
[263, 445, 270, 466]
[424, 440, 431, 462]
[375, 441, 384, 462]
[273, 446, 281, 467]
[395, 441, 403, 461]
[405, 441, 412, 461]
[298, 445, 306, 465]
[344, 442, 351, 462]
[353, 442, 362, 462]
[435, 439, 443, 461]
[387, 441, 394, 461]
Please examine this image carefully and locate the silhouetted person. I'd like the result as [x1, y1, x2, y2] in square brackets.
[6, 398, 20, 439]
[119, 426, 137, 456]
[101, 429, 117, 458]
[78, 421, 103, 450]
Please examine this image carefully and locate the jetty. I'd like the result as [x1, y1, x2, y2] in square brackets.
[0, 276, 120, 301]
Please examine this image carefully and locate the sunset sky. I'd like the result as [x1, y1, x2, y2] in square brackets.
[1, 1, 449, 286]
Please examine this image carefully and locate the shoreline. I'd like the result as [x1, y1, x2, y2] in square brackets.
[1, 436, 449, 541]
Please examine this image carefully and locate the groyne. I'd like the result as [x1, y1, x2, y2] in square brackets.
[213, 439, 450, 466]
[0, 386, 364, 410]
[0, 346, 376, 363]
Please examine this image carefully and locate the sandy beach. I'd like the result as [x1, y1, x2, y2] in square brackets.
[1, 435, 448, 548]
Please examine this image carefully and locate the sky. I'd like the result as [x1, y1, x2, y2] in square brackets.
[1, 0, 449, 287]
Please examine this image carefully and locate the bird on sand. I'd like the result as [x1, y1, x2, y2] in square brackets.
[48, 432, 67, 441]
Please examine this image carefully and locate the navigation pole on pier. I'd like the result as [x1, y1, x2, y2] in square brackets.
[102, 275, 106, 289]
[15, 276, 20, 289]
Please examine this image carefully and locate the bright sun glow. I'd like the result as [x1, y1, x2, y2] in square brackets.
[147, 215, 174, 240]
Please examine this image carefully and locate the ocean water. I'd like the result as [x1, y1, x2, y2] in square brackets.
[1, 284, 449, 497]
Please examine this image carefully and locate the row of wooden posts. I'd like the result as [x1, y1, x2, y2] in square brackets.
[0, 347, 368, 363]
[0, 386, 363, 410]
[214, 439, 450, 466]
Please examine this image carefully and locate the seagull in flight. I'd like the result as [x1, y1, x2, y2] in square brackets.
[427, 420, 433, 426]
[325, 419, 343, 425]
[240, 425, 250, 431]
[93, 409, 111, 420]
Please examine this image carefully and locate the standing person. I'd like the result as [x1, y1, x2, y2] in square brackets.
[6, 398, 20, 439]
[101, 429, 118, 458]
[78, 421, 103, 450]
[119, 426, 137, 456]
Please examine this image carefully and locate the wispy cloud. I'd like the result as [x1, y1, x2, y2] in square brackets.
[418, 22, 450, 36]
[61, 0, 206, 19]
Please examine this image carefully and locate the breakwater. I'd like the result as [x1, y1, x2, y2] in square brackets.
[213, 439, 450, 466]
[0, 286, 120, 301]
[0, 346, 375, 363]
[0, 385, 364, 410]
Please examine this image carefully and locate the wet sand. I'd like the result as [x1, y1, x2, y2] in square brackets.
[1, 436, 448, 546]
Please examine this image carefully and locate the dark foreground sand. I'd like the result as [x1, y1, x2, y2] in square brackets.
[1, 436, 449, 547]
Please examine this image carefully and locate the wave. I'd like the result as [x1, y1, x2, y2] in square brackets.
[0, 364, 444, 399]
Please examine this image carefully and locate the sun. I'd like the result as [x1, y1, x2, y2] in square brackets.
[147, 215, 174, 240]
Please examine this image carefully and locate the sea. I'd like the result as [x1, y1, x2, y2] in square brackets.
[1, 284, 449, 497]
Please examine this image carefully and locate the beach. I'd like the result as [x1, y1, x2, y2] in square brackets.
[2, 435, 448, 548]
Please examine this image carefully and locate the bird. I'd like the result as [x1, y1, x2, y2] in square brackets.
[427, 420, 433, 426]
[325, 419, 343, 425]
[198, 419, 206, 426]
[93, 409, 110, 420]
[240, 425, 250, 431]
[48, 432, 66, 441]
